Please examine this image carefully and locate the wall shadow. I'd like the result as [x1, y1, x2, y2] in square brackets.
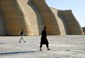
[0, 0, 32, 36]
[31, 0, 61, 35]
[0, 7, 7, 36]
[27, 0, 44, 35]
[57, 11, 69, 35]
[0, 51, 37, 55]
[59, 10, 83, 35]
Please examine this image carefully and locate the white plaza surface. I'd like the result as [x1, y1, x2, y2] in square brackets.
[0, 35, 85, 58]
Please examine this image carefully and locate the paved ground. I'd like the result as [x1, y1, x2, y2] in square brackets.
[0, 35, 85, 58]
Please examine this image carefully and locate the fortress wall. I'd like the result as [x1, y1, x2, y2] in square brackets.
[60, 10, 84, 35]
[17, 0, 44, 35]
[0, 0, 83, 36]
[0, 7, 7, 35]
[50, 8, 69, 35]
[32, 0, 61, 35]
[0, 0, 33, 35]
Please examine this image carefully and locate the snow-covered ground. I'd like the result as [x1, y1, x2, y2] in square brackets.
[0, 35, 85, 58]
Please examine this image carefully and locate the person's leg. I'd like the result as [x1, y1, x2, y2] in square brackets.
[46, 44, 50, 50]
[46, 44, 49, 48]
[22, 35, 26, 43]
[19, 35, 23, 43]
[22, 35, 24, 41]
[40, 44, 43, 51]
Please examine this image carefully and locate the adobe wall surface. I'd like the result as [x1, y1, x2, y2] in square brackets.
[0, 7, 7, 35]
[17, 0, 44, 35]
[0, 0, 84, 35]
[50, 8, 69, 35]
[0, 0, 33, 35]
[60, 10, 84, 35]
[32, 0, 60, 35]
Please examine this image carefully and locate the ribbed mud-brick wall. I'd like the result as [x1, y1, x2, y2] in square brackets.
[0, 0, 84, 35]
[60, 10, 84, 35]
[50, 8, 69, 35]
[17, 0, 44, 35]
[0, 6, 7, 35]
[32, 0, 61, 35]
[0, 0, 33, 36]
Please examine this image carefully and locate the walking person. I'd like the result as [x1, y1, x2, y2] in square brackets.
[19, 30, 26, 43]
[40, 27, 50, 51]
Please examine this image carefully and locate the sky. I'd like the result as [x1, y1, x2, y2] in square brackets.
[46, 0, 85, 27]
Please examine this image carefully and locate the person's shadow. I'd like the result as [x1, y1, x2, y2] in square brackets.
[0, 51, 37, 55]
[0, 43, 4, 44]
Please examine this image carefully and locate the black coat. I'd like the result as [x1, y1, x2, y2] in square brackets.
[40, 30, 49, 44]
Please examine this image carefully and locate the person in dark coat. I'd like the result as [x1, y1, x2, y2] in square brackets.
[40, 27, 50, 51]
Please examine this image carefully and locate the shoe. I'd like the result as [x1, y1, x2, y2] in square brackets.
[47, 49, 51, 50]
[19, 42, 21, 43]
[40, 49, 42, 51]
[40, 47, 42, 51]
[47, 47, 51, 50]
